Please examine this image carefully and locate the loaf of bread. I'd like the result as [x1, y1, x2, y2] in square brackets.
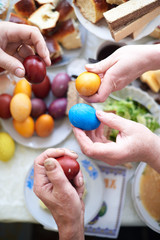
[56, 0, 76, 21]
[52, 19, 82, 50]
[14, 0, 36, 18]
[0, 0, 9, 20]
[73, 0, 108, 23]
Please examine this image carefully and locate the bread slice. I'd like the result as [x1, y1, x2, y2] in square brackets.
[52, 19, 82, 50]
[73, 0, 108, 23]
[28, 4, 59, 32]
[153, 70, 160, 87]
[56, 0, 76, 21]
[9, 12, 28, 24]
[149, 25, 160, 39]
[0, 0, 9, 20]
[140, 71, 160, 93]
[14, 0, 36, 18]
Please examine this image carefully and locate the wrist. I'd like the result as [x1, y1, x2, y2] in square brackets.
[58, 219, 84, 240]
[50, 209, 84, 240]
[144, 133, 160, 173]
[144, 44, 160, 71]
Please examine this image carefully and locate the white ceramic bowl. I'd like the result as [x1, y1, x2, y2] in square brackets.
[132, 162, 160, 233]
[92, 86, 160, 124]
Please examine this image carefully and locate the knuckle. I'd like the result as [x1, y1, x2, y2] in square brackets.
[82, 146, 93, 157]
[32, 26, 39, 32]
[98, 95, 107, 103]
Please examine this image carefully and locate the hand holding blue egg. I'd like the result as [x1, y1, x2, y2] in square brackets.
[69, 103, 100, 130]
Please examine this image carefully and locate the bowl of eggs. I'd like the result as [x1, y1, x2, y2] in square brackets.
[132, 162, 160, 233]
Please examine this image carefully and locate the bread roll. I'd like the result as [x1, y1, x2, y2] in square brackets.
[56, 0, 76, 21]
[14, 0, 36, 18]
[52, 19, 82, 50]
[73, 0, 108, 23]
[9, 12, 28, 24]
[28, 4, 59, 32]
[44, 36, 63, 63]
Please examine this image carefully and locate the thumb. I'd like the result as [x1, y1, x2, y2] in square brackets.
[96, 110, 130, 132]
[85, 57, 112, 74]
[0, 49, 25, 78]
[44, 158, 68, 189]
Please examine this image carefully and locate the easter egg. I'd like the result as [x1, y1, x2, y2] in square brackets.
[69, 103, 100, 130]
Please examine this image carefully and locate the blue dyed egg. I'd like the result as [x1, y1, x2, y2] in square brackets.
[69, 103, 100, 130]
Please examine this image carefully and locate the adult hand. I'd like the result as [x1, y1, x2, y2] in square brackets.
[34, 148, 85, 240]
[83, 44, 160, 103]
[0, 21, 51, 77]
[72, 111, 160, 172]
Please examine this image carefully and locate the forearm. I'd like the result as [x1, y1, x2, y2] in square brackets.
[140, 44, 160, 72]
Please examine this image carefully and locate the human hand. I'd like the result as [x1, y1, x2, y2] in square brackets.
[0, 22, 51, 78]
[34, 148, 85, 240]
[83, 44, 160, 103]
[72, 111, 160, 172]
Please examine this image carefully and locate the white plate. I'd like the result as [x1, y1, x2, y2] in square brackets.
[24, 154, 105, 230]
[1, 117, 72, 149]
[73, 2, 160, 43]
[132, 162, 160, 233]
[0, 72, 72, 149]
[92, 86, 160, 123]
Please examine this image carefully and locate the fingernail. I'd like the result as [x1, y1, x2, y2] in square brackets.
[78, 176, 84, 186]
[96, 110, 103, 117]
[70, 150, 76, 154]
[44, 158, 56, 171]
[15, 68, 25, 78]
[85, 64, 94, 69]
[79, 192, 83, 199]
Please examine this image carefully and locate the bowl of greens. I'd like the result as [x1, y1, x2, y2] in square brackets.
[92, 86, 160, 140]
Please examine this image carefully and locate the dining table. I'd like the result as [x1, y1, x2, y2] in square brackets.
[0, 25, 159, 238]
